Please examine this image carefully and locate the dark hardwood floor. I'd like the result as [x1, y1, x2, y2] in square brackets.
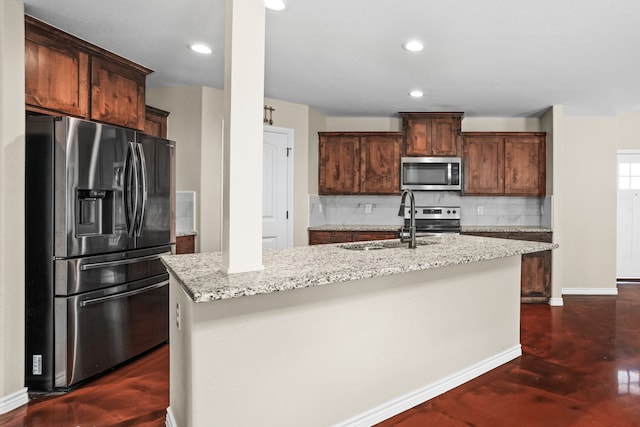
[377, 284, 640, 426]
[2, 285, 639, 426]
[0, 344, 169, 427]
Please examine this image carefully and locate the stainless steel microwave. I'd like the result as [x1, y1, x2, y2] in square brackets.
[401, 157, 462, 191]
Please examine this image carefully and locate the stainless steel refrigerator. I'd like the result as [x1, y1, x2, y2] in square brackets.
[25, 115, 175, 392]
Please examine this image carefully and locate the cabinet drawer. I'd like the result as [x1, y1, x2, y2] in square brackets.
[309, 230, 397, 245]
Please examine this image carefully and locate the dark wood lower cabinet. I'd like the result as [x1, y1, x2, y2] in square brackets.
[176, 235, 195, 254]
[462, 231, 552, 303]
[309, 230, 397, 245]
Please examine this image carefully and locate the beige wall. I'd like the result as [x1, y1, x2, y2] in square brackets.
[0, 0, 26, 409]
[307, 108, 326, 196]
[146, 86, 205, 251]
[325, 116, 402, 131]
[617, 111, 640, 150]
[200, 87, 225, 252]
[461, 117, 542, 132]
[561, 117, 617, 290]
[148, 87, 312, 249]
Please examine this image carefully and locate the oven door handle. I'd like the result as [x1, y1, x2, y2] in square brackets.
[80, 252, 171, 271]
[80, 281, 168, 307]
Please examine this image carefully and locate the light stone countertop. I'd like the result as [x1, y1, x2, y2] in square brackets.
[176, 231, 198, 237]
[161, 234, 557, 303]
[308, 224, 552, 233]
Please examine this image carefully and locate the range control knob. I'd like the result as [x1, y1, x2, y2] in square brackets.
[447, 210, 451, 214]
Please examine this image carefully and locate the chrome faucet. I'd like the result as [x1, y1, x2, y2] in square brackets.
[398, 189, 417, 249]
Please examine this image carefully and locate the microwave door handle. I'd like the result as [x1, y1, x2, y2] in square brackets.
[135, 143, 148, 237]
[447, 163, 452, 185]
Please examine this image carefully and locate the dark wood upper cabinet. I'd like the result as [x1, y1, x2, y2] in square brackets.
[359, 134, 402, 194]
[25, 18, 89, 118]
[319, 132, 402, 195]
[90, 57, 147, 130]
[400, 112, 464, 156]
[462, 134, 505, 194]
[463, 132, 546, 196]
[144, 106, 170, 138]
[319, 133, 361, 194]
[504, 135, 546, 196]
[25, 16, 152, 130]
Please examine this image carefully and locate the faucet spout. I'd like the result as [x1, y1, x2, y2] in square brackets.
[398, 189, 417, 249]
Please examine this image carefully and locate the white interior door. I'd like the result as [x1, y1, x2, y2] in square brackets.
[617, 151, 640, 278]
[263, 126, 293, 249]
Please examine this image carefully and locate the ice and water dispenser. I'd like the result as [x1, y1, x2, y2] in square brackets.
[76, 189, 114, 236]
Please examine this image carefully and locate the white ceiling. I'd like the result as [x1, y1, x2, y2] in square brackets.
[22, 0, 640, 118]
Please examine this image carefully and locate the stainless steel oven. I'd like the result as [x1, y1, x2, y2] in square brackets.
[402, 205, 461, 234]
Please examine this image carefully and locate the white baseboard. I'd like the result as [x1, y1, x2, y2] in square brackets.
[165, 406, 177, 427]
[333, 345, 522, 427]
[562, 287, 618, 296]
[548, 297, 564, 306]
[0, 387, 28, 415]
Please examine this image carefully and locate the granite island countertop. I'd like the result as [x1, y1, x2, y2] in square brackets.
[162, 234, 557, 303]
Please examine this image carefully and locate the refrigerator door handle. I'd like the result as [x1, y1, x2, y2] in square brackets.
[135, 142, 148, 237]
[125, 142, 140, 237]
[80, 280, 168, 307]
[80, 251, 172, 271]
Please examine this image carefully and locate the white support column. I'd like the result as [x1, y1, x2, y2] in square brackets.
[0, 0, 28, 413]
[222, 0, 265, 273]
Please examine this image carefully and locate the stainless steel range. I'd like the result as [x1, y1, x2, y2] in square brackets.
[402, 206, 461, 234]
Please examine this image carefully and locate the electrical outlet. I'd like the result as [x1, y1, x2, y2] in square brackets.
[176, 301, 181, 331]
[318, 204, 323, 213]
[365, 203, 373, 214]
[477, 206, 484, 215]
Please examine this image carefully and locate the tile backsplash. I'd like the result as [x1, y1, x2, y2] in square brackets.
[176, 191, 196, 233]
[309, 193, 552, 227]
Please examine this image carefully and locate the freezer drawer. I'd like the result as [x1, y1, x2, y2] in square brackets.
[55, 245, 172, 295]
[53, 275, 168, 389]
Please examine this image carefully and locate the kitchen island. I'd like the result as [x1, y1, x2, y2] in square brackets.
[162, 235, 556, 427]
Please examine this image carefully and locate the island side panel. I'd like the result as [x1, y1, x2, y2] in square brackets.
[169, 255, 521, 427]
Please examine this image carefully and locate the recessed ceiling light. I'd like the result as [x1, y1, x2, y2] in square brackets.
[409, 90, 424, 98]
[403, 40, 424, 52]
[189, 43, 212, 54]
[266, 0, 287, 10]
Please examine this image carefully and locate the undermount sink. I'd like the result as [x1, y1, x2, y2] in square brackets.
[339, 239, 438, 251]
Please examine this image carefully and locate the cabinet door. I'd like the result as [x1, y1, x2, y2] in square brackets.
[25, 26, 89, 118]
[402, 113, 462, 156]
[431, 116, 461, 156]
[144, 106, 170, 138]
[521, 251, 551, 301]
[91, 57, 147, 130]
[360, 134, 402, 194]
[176, 235, 195, 254]
[404, 118, 430, 156]
[462, 135, 505, 194]
[505, 135, 546, 196]
[319, 135, 360, 194]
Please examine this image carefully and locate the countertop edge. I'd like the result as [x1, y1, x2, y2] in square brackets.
[162, 235, 557, 304]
